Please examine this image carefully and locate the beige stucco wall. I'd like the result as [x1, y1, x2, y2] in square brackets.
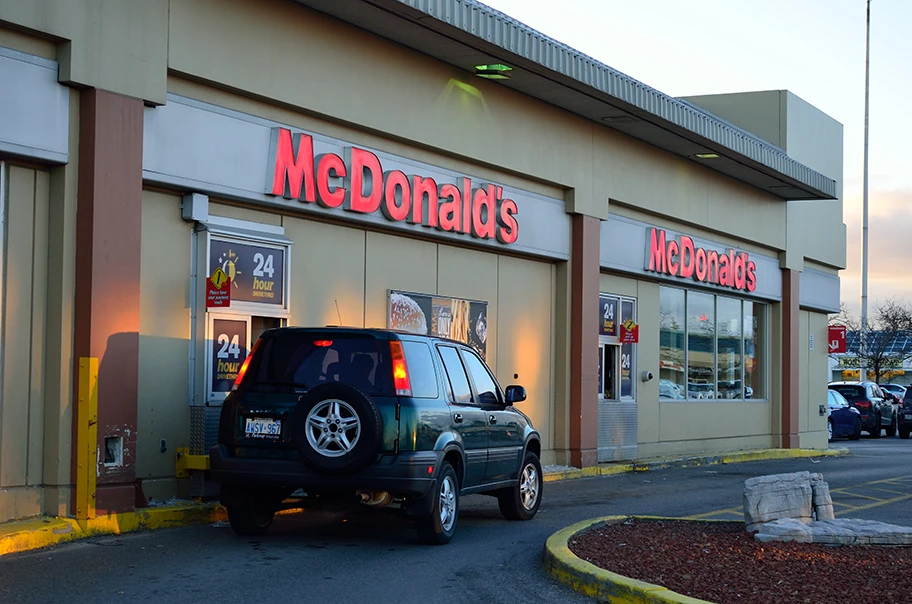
[0, 164, 50, 522]
[0, 0, 168, 104]
[800, 310, 829, 448]
[137, 190, 193, 503]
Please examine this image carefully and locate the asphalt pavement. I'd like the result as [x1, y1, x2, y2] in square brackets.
[2, 439, 910, 604]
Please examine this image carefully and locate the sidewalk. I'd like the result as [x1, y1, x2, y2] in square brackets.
[0, 446, 848, 558]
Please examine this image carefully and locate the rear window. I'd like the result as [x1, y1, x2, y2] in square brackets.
[905, 389, 912, 403]
[830, 385, 864, 401]
[243, 334, 393, 396]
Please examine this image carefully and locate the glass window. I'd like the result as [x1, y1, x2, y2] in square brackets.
[716, 296, 742, 399]
[402, 341, 439, 399]
[460, 349, 501, 405]
[438, 346, 472, 404]
[744, 301, 767, 399]
[620, 300, 635, 398]
[659, 287, 686, 399]
[687, 292, 716, 400]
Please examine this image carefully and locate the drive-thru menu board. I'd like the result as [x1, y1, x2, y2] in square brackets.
[209, 239, 285, 306]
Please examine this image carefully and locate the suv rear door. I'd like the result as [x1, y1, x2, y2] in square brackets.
[458, 347, 524, 482]
[437, 345, 488, 486]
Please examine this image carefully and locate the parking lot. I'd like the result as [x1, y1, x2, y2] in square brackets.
[2, 439, 910, 604]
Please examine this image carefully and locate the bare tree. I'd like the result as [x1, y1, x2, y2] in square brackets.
[832, 299, 912, 383]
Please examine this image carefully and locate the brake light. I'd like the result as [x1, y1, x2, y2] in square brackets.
[232, 339, 260, 391]
[389, 340, 412, 396]
[314, 340, 333, 347]
[855, 400, 871, 410]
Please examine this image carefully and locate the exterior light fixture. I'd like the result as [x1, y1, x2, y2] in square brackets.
[475, 63, 513, 79]
[694, 153, 720, 159]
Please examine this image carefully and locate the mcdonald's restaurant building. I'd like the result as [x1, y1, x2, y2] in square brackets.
[0, 0, 845, 523]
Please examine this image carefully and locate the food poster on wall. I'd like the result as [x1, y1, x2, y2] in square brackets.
[389, 291, 488, 359]
[209, 238, 285, 306]
[620, 300, 635, 397]
[211, 318, 249, 395]
[599, 295, 618, 337]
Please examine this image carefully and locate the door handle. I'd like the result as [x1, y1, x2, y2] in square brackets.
[489, 415, 497, 424]
[453, 413, 463, 423]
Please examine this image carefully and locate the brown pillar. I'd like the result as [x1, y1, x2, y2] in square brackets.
[781, 269, 800, 448]
[569, 214, 600, 467]
[73, 89, 144, 515]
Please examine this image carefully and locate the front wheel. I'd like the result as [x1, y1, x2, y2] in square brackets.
[497, 452, 543, 521]
[415, 462, 459, 545]
[869, 414, 882, 438]
[827, 419, 834, 442]
[226, 494, 276, 536]
[887, 414, 898, 437]
[900, 428, 911, 440]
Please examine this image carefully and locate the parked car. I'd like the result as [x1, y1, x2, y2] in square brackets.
[828, 381, 896, 438]
[899, 387, 912, 439]
[880, 383, 906, 403]
[209, 327, 543, 545]
[687, 382, 716, 400]
[827, 389, 861, 441]
[659, 379, 685, 399]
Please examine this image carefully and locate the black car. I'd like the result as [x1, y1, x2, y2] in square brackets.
[828, 381, 896, 438]
[899, 387, 912, 439]
[209, 327, 543, 545]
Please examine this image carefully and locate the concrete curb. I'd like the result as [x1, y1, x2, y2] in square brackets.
[0, 503, 227, 558]
[543, 447, 849, 483]
[542, 516, 715, 604]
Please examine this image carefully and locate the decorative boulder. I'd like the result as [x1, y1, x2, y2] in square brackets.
[743, 471, 813, 531]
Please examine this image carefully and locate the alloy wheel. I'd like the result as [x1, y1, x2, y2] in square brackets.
[520, 463, 539, 510]
[305, 398, 361, 457]
[439, 474, 457, 532]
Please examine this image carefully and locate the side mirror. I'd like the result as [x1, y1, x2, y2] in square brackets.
[505, 385, 527, 404]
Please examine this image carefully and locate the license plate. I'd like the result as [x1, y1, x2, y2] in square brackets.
[245, 417, 281, 439]
[905, 414, 912, 421]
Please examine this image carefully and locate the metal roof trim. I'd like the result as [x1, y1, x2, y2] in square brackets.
[395, 0, 837, 199]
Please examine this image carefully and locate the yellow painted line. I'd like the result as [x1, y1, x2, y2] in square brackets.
[839, 493, 912, 514]
[0, 504, 227, 558]
[831, 490, 891, 502]
[543, 516, 716, 604]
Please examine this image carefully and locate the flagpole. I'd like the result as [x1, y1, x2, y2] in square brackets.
[860, 0, 871, 378]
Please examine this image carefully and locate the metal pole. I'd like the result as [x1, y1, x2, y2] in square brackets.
[860, 0, 871, 378]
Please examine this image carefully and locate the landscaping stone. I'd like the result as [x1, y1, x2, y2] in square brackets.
[809, 473, 835, 521]
[743, 471, 813, 531]
[754, 518, 912, 545]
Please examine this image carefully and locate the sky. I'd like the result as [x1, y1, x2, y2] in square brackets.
[481, 0, 912, 320]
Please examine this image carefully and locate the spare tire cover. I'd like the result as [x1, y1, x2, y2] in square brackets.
[292, 382, 382, 475]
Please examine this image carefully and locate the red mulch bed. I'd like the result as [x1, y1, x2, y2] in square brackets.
[568, 518, 911, 604]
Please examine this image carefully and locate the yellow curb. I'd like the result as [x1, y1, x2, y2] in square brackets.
[0, 503, 227, 558]
[544, 447, 848, 483]
[542, 516, 716, 604]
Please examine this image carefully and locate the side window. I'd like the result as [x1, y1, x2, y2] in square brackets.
[460, 349, 501, 406]
[401, 341, 439, 399]
[438, 346, 473, 404]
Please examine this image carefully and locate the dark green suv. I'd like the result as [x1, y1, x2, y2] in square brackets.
[209, 327, 543, 545]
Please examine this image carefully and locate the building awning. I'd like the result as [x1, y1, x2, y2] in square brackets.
[297, 0, 837, 201]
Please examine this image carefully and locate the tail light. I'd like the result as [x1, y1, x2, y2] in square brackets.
[389, 340, 412, 396]
[855, 400, 871, 410]
[232, 339, 261, 391]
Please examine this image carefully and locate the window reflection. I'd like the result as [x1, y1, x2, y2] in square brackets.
[717, 297, 742, 399]
[686, 292, 715, 400]
[659, 288, 686, 399]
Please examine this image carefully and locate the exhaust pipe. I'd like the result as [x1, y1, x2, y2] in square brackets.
[357, 490, 393, 507]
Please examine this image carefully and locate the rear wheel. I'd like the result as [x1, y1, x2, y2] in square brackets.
[848, 418, 862, 441]
[415, 462, 459, 545]
[497, 452, 543, 521]
[226, 492, 276, 536]
[900, 428, 911, 440]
